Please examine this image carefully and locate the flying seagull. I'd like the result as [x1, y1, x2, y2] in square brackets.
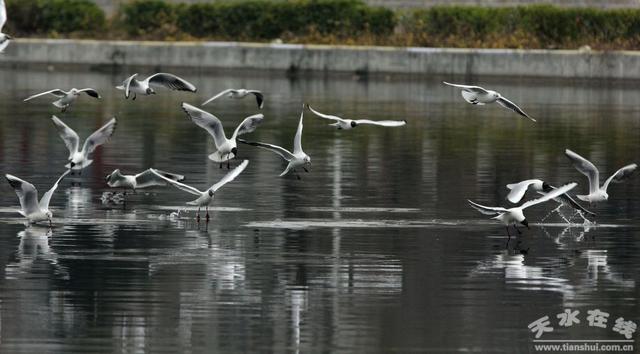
[151, 160, 249, 222]
[181, 102, 263, 168]
[443, 82, 535, 122]
[106, 168, 185, 194]
[506, 179, 595, 220]
[5, 170, 70, 225]
[116, 73, 197, 100]
[565, 149, 637, 203]
[51, 116, 117, 172]
[24, 88, 101, 112]
[305, 104, 406, 129]
[0, 0, 11, 52]
[468, 182, 577, 238]
[202, 89, 264, 109]
[239, 107, 310, 179]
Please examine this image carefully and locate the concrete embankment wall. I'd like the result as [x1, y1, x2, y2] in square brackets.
[1, 39, 638, 81]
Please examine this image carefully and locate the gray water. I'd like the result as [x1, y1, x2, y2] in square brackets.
[0, 68, 638, 353]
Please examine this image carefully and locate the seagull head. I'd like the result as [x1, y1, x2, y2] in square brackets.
[541, 181, 552, 192]
[521, 219, 529, 229]
[208, 190, 214, 197]
[304, 155, 311, 165]
[46, 211, 53, 220]
[70, 88, 80, 96]
[350, 121, 357, 128]
[69, 161, 76, 168]
[146, 88, 156, 95]
[231, 147, 238, 156]
[5, 34, 12, 40]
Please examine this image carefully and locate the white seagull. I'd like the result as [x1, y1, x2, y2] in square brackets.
[506, 179, 595, 218]
[116, 73, 197, 100]
[182, 102, 263, 168]
[443, 82, 535, 122]
[24, 88, 101, 112]
[106, 168, 185, 194]
[0, 0, 11, 52]
[202, 89, 264, 109]
[565, 149, 637, 203]
[468, 182, 577, 238]
[5, 170, 70, 225]
[305, 104, 406, 130]
[151, 160, 249, 222]
[239, 108, 310, 179]
[51, 116, 117, 172]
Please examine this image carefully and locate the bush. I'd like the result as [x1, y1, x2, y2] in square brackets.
[6, 0, 105, 35]
[118, 0, 179, 36]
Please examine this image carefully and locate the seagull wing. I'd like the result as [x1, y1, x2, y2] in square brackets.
[77, 88, 101, 99]
[540, 184, 596, 217]
[443, 82, 490, 94]
[354, 119, 407, 127]
[521, 183, 577, 210]
[506, 179, 541, 203]
[51, 116, 80, 158]
[81, 118, 117, 156]
[496, 96, 536, 122]
[147, 73, 197, 92]
[39, 170, 70, 210]
[293, 109, 304, 154]
[135, 169, 185, 189]
[5, 174, 40, 216]
[305, 104, 346, 123]
[238, 139, 294, 161]
[210, 160, 249, 193]
[122, 73, 138, 99]
[201, 89, 233, 106]
[468, 200, 507, 216]
[24, 89, 67, 101]
[565, 149, 600, 194]
[182, 103, 227, 150]
[602, 163, 638, 192]
[232, 114, 264, 139]
[0, 0, 6, 31]
[150, 169, 202, 196]
[249, 91, 264, 109]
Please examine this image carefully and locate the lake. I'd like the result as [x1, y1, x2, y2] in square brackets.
[0, 68, 638, 353]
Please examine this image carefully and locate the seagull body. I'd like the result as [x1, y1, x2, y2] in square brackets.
[506, 179, 595, 217]
[239, 108, 310, 178]
[151, 160, 249, 221]
[469, 182, 577, 237]
[106, 168, 185, 192]
[51, 116, 117, 171]
[181, 103, 263, 166]
[0, 0, 12, 52]
[5, 170, 70, 224]
[202, 89, 264, 109]
[443, 82, 535, 122]
[306, 104, 406, 130]
[24, 88, 100, 112]
[116, 73, 197, 100]
[565, 149, 637, 203]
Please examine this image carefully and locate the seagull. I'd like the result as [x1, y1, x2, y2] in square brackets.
[5, 170, 70, 225]
[443, 82, 535, 122]
[239, 107, 310, 179]
[305, 104, 406, 130]
[24, 88, 101, 112]
[181, 102, 263, 168]
[0, 0, 12, 52]
[468, 182, 577, 238]
[202, 89, 264, 109]
[565, 149, 637, 203]
[151, 160, 249, 222]
[506, 179, 595, 219]
[51, 116, 117, 172]
[116, 73, 197, 100]
[106, 168, 185, 194]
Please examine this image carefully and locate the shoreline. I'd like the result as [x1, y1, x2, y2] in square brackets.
[1, 39, 638, 81]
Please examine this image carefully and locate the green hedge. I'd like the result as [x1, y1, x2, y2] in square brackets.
[120, 0, 396, 39]
[6, 0, 106, 35]
[407, 5, 640, 47]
